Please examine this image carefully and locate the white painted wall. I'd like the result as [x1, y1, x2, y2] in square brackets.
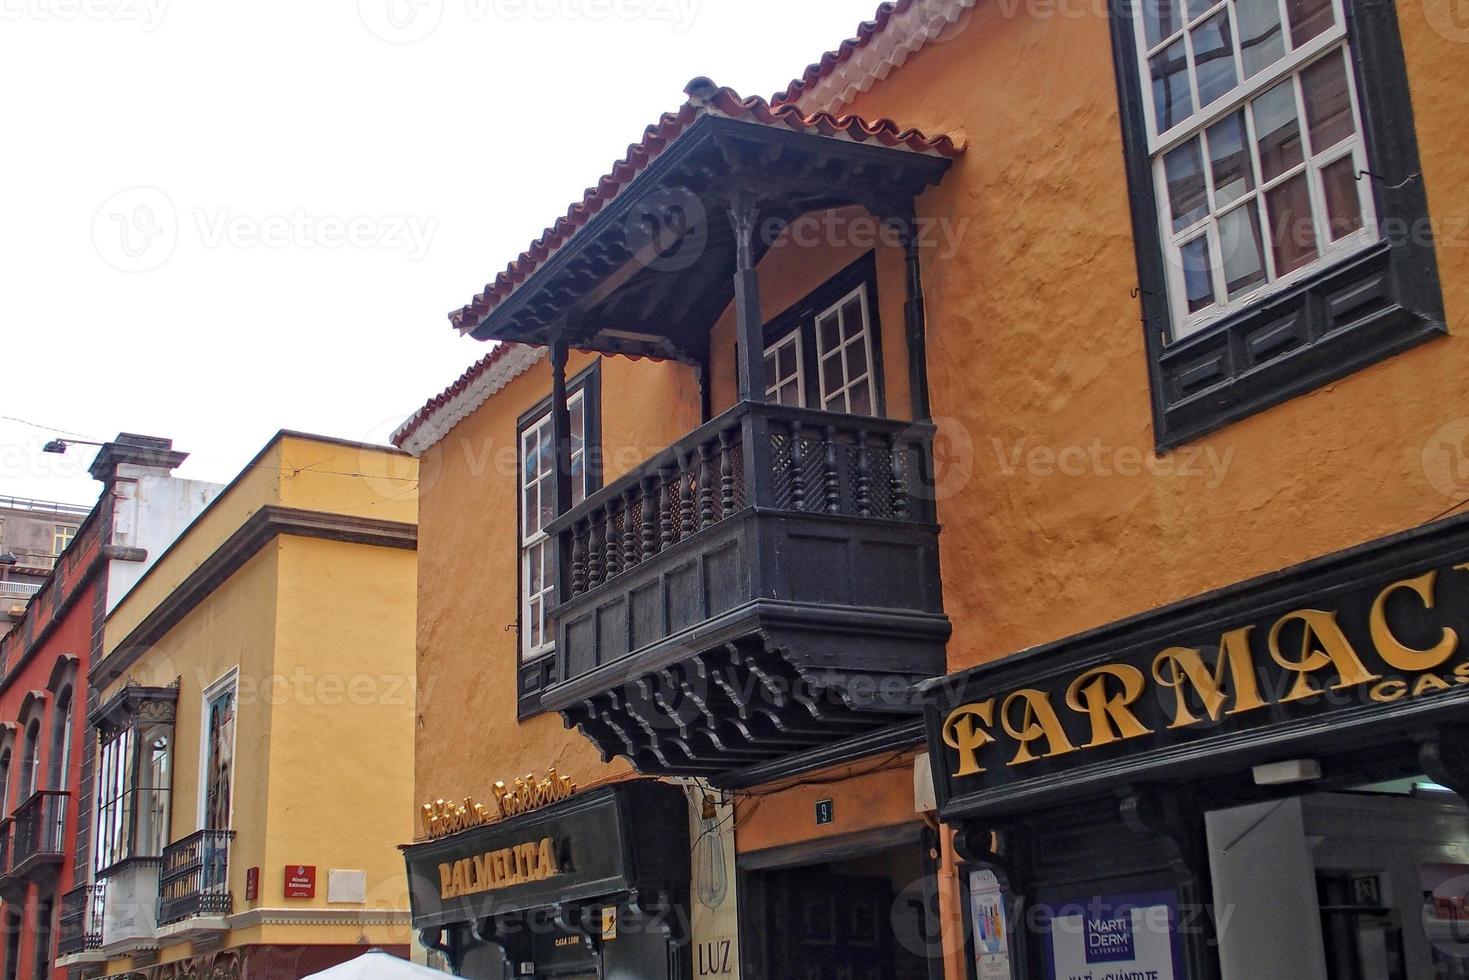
[104, 462, 223, 613]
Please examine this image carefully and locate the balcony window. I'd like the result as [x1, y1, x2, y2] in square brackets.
[92, 688, 177, 876]
[52, 525, 76, 557]
[17, 720, 39, 802]
[762, 255, 885, 418]
[47, 686, 73, 791]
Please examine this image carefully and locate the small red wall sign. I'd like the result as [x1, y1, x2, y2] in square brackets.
[245, 867, 260, 901]
[284, 865, 317, 899]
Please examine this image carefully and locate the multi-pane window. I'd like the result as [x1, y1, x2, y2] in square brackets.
[95, 721, 173, 874]
[520, 392, 588, 662]
[53, 524, 77, 556]
[1135, 0, 1375, 337]
[815, 285, 878, 414]
[763, 276, 881, 416]
[764, 332, 805, 407]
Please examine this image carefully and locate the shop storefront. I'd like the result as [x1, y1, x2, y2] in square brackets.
[926, 515, 1469, 980]
[404, 781, 691, 980]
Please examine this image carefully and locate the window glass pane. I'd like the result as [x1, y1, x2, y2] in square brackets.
[1266, 172, 1319, 273]
[844, 342, 868, 385]
[1237, 0, 1286, 75]
[1207, 111, 1256, 207]
[204, 687, 235, 832]
[848, 380, 873, 418]
[571, 458, 586, 507]
[1180, 234, 1217, 312]
[1253, 79, 1304, 182]
[539, 473, 555, 530]
[1321, 156, 1364, 240]
[1191, 11, 1238, 107]
[1219, 203, 1269, 297]
[1286, 0, 1335, 46]
[528, 597, 542, 648]
[1183, 0, 1218, 22]
[818, 312, 841, 353]
[841, 298, 864, 340]
[1151, 38, 1194, 133]
[779, 343, 797, 378]
[1142, 0, 1183, 49]
[1301, 49, 1355, 153]
[525, 482, 540, 536]
[1165, 137, 1209, 232]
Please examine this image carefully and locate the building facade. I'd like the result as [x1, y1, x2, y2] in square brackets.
[0, 435, 222, 980]
[398, 0, 1468, 977]
[71, 432, 419, 980]
[0, 496, 93, 641]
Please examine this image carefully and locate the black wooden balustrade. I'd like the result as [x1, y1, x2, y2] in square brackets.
[541, 400, 950, 778]
[58, 882, 106, 955]
[158, 829, 234, 925]
[11, 789, 67, 875]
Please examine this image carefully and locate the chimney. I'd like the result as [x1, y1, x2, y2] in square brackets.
[89, 434, 189, 485]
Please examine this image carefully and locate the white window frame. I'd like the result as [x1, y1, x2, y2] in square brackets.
[814, 284, 879, 415]
[520, 391, 587, 662]
[197, 669, 239, 832]
[1132, 0, 1379, 338]
[764, 331, 806, 407]
[53, 524, 77, 557]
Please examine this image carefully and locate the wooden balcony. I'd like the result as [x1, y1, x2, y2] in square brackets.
[541, 401, 950, 778]
[158, 830, 234, 929]
[9, 789, 67, 883]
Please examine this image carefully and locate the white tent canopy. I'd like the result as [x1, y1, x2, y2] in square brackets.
[300, 950, 447, 979]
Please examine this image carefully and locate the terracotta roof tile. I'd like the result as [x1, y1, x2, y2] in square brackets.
[448, 78, 961, 337]
[773, 1, 914, 107]
[392, 342, 536, 451]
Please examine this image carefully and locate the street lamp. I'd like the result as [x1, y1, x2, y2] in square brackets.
[42, 438, 105, 454]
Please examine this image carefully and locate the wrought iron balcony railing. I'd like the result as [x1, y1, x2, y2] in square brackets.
[541, 400, 951, 778]
[57, 882, 106, 955]
[158, 829, 234, 925]
[10, 789, 67, 877]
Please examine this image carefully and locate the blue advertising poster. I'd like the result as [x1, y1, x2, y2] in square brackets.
[1039, 890, 1185, 980]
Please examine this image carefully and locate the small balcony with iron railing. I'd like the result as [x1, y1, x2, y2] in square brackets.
[541, 400, 950, 779]
[157, 829, 234, 937]
[0, 817, 15, 902]
[57, 882, 106, 960]
[8, 789, 67, 883]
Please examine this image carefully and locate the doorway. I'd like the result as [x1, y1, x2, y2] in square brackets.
[740, 825, 942, 980]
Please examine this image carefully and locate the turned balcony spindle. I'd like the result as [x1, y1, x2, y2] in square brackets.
[587, 510, 604, 588]
[640, 477, 659, 558]
[889, 433, 908, 521]
[659, 468, 676, 549]
[605, 499, 621, 579]
[572, 519, 589, 595]
[718, 430, 735, 517]
[787, 420, 805, 511]
[677, 452, 695, 541]
[623, 487, 639, 570]
[822, 425, 840, 514]
[855, 429, 873, 518]
[697, 442, 715, 529]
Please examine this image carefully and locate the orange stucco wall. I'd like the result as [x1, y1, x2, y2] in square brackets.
[413, 350, 702, 809]
[733, 757, 922, 855]
[826, 0, 1469, 673]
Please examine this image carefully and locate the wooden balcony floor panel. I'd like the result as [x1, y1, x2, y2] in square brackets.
[559, 632, 940, 778]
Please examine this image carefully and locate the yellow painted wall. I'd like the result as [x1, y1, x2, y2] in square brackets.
[97, 434, 418, 973]
[820, 1, 1469, 672]
[413, 351, 702, 810]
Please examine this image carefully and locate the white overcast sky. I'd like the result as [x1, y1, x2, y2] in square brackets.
[0, 0, 883, 506]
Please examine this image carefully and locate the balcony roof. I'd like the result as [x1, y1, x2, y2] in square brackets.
[449, 79, 960, 363]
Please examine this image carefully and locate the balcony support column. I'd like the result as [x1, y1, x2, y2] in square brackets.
[899, 208, 933, 423]
[550, 334, 575, 620]
[728, 197, 775, 513]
